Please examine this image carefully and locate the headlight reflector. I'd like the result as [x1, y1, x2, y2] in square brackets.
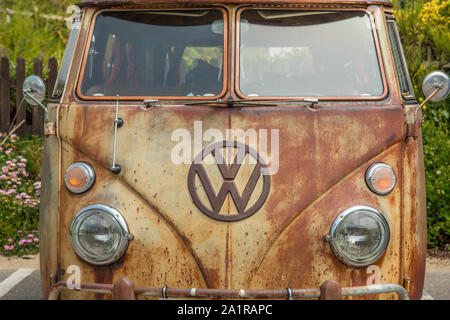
[70, 205, 132, 265]
[327, 206, 390, 267]
[65, 162, 96, 194]
[365, 163, 396, 195]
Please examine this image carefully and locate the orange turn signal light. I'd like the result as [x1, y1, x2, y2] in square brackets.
[65, 162, 96, 194]
[365, 163, 396, 195]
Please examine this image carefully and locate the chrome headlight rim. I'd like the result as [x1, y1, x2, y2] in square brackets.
[328, 205, 390, 268]
[70, 204, 132, 266]
[64, 162, 96, 194]
[365, 162, 397, 196]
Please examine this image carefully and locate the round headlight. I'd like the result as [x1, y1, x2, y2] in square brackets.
[70, 205, 132, 266]
[365, 163, 396, 196]
[327, 206, 390, 267]
[65, 162, 96, 194]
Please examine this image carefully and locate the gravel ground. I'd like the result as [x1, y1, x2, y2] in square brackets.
[0, 255, 39, 270]
[426, 255, 450, 272]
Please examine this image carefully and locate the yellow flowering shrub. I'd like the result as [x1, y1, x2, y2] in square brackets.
[419, 0, 449, 26]
[394, 0, 449, 82]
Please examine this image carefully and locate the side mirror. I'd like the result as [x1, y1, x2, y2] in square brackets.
[23, 75, 48, 120]
[23, 75, 46, 105]
[415, 71, 449, 119]
[421, 71, 450, 102]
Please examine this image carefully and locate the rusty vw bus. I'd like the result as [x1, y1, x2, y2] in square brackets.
[23, 0, 450, 300]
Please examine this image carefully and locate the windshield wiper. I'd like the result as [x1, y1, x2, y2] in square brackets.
[142, 97, 319, 108]
[185, 97, 319, 107]
[184, 97, 256, 107]
[142, 98, 274, 108]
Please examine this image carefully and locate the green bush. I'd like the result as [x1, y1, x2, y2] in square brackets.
[422, 99, 450, 250]
[0, 133, 42, 256]
[0, 0, 76, 73]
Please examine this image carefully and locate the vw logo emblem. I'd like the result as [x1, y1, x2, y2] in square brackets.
[188, 140, 271, 222]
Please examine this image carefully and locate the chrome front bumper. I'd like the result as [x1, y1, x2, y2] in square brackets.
[48, 278, 410, 300]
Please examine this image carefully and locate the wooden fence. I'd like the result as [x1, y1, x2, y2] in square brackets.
[0, 57, 58, 137]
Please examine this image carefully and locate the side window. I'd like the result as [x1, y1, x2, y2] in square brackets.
[386, 19, 415, 100]
[53, 12, 81, 98]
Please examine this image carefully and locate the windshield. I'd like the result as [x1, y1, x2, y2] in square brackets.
[237, 10, 384, 98]
[79, 10, 226, 99]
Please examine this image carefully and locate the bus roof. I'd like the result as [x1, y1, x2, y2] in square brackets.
[79, 0, 393, 7]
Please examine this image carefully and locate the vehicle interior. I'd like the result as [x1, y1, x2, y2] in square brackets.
[80, 10, 225, 97]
